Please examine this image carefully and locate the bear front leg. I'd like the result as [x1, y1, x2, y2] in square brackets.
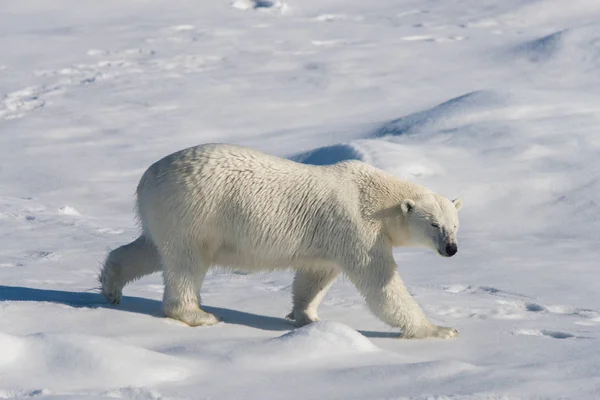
[286, 267, 340, 327]
[160, 247, 220, 327]
[343, 252, 457, 339]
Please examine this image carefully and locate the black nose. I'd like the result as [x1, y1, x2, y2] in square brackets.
[445, 243, 458, 257]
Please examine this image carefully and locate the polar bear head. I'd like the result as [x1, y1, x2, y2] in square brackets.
[391, 194, 463, 257]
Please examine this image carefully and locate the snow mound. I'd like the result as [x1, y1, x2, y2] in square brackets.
[0, 332, 192, 392]
[236, 322, 378, 367]
[373, 90, 507, 138]
[291, 139, 445, 181]
[517, 25, 600, 64]
[292, 142, 369, 165]
[497, 0, 600, 27]
[273, 321, 377, 352]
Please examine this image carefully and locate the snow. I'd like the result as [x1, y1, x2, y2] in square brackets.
[0, 332, 192, 391]
[1, 0, 600, 399]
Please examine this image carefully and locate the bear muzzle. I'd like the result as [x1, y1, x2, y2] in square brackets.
[438, 242, 458, 257]
[444, 243, 458, 257]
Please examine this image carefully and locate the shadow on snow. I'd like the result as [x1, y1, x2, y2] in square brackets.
[0, 285, 395, 337]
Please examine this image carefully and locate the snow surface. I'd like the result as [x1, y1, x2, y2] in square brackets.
[1, 0, 600, 399]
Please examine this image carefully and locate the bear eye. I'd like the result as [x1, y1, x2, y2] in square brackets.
[431, 222, 440, 228]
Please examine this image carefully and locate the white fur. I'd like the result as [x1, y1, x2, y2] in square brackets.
[100, 143, 463, 339]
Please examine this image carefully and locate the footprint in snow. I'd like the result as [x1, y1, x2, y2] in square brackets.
[312, 14, 364, 23]
[512, 328, 587, 339]
[101, 387, 163, 400]
[86, 48, 156, 57]
[545, 305, 600, 326]
[147, 25, 201, 44]
[442, 283, 600, 330]
[400, 35, 465, 42]
[0, 86, 49, 120]
[443, 284, 533, 299]
[232, 0, 289, 14]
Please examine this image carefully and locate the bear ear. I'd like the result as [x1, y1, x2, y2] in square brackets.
[400, 199, 416, 214]
[452, 198, 463, 211]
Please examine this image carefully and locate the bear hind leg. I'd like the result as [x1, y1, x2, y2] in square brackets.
[286, 267, 339, 327]
[160, 244, 220, 327]
[99, 235, 161, 304]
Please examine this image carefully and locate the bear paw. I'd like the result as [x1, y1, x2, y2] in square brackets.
[285, 310, 320, 327]
[430, 325, 458, 339]
[165, 307, 221, 327]
[401, 325, 458, 340]
[99, 263, 123, 305]
[102, 286, 122, 305]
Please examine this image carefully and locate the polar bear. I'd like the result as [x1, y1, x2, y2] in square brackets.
[99, 143, 463, 339]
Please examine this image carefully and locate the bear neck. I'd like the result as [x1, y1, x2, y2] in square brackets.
[349, 164, 431, 214]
